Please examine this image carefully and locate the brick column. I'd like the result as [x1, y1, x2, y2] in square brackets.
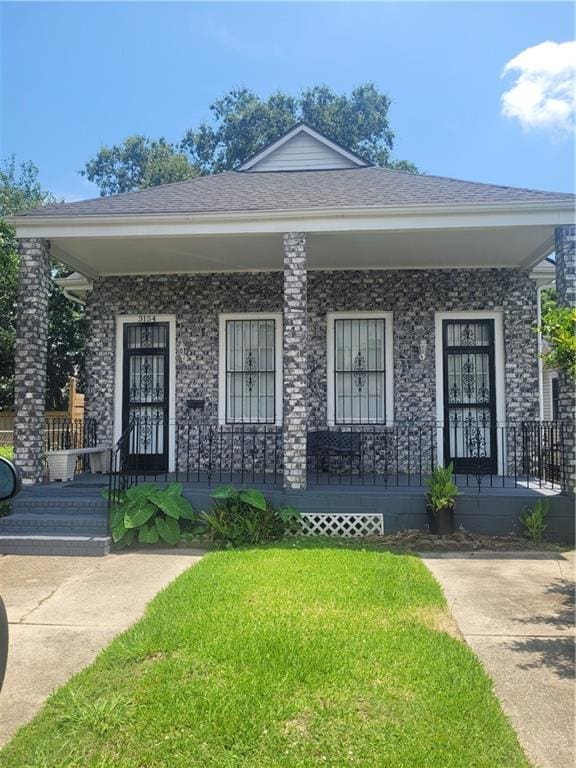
[13, 238, 50, 484]
[283, 233, 307, 490]
[555, 225, 576, 494]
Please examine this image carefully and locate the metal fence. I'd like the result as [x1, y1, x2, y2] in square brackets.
[108, 418, 566, 500]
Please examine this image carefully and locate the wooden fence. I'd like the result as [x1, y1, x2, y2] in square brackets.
[0, 377, 84, 446]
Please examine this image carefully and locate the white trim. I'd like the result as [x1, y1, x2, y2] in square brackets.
[434, 311, 506, 474]
[10, 202, 574, 243]
[326, 312, 394, 427]
[218, 312, 283, 426]
[537, 286, 545, 421]
[238, 124, 369, 171]
[114, 315, 177, 472]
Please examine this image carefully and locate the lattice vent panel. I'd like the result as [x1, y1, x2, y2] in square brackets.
[299, 513, 384, 538]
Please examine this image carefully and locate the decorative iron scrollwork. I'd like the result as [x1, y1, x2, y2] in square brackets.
[244, 351, 257, 392]
[352, 352, 367, 392]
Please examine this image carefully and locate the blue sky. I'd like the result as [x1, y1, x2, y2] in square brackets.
[1, 1, 574, 201]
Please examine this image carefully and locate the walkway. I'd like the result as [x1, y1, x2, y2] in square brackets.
[0, 549, 203, 745]
[423, 551, 575, 768]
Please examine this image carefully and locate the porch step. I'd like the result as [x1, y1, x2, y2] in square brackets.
[0, 534, 110, 556]
[0, 513, 108, 536]
[12, 497, 107, 514]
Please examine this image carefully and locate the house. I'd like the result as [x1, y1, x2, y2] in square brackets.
[7, 122, 576, 547]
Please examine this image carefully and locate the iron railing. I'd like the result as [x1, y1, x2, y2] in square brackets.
[44, 417, 97, 452]
[44, 417, 98, 473]
[107, 418, 566, 507]
[304, 421, 565, 491]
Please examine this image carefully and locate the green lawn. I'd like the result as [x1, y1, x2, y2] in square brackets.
[0, 446, 13, 460]
[0, 543, 529, 768]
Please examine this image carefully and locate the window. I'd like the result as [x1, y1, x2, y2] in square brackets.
[551, 374, 559, 421]
[219, 314, 282, 424]
[327, 313, 393, 425]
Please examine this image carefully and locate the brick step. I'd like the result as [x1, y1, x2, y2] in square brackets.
[0, 534, 111, 556]
[0, 514, 108, 536]
[12, 499, 108, 515]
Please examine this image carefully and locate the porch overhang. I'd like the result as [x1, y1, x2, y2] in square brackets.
[9, 200, 574, 278]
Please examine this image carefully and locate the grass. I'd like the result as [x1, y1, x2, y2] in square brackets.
[0, 541, 529, 768]
[0, 446, 13, 460]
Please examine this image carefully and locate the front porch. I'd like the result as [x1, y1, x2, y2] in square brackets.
[2, 466, 573, 558]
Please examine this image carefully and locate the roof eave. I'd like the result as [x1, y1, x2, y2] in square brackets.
[8, 199, 575, 235]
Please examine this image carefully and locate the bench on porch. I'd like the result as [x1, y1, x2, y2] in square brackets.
[307, 430, 361, 472]
[46, 447, 111, 482]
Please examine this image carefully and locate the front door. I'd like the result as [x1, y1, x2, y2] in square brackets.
[442, 319, 497, 474]
[122, 322, 169, 472]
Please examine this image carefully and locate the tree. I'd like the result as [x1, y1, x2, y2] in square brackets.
[84, 83, 417, 193]
[0, 157, 85, 410]
[81, 136, 198, 196]
[540, 288, 576, 379]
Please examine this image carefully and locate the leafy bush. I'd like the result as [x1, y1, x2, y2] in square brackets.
[520, 499, 549, 543]
[540, 298, 576, 379]
[105, 482, 196, 549]
[199, 485, 300, 547]
[426, 463, 461, 513]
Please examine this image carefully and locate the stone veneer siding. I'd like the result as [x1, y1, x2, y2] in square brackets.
[85, 268, 539, 459]
[282, 233, 308, 489]
[555, 225, 576, 493]
[13, 238, 51, 483]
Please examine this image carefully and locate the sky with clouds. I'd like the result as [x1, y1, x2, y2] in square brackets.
[1, 1, 574, 201]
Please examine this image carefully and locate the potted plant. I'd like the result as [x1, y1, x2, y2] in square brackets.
[426, 463, 461, 535]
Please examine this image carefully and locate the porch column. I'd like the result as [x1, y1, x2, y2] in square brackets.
[555, 225, 576, 494]
[283, 232, 308, 490]
[13, 238, 50, 484]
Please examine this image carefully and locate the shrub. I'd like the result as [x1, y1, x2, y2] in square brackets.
[540, 301, 576, 379]
[426, 463, 461, 513]
[104, 482, 196, 549]
[520, 499, 549, 543]
[198, 485, 300, 547]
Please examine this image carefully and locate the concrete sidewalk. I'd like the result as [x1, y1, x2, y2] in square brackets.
[0, 549, 203, 746]
[423, 550, 575, 768]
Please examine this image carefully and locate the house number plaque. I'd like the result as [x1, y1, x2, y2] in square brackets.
[138, 315, 156, 323]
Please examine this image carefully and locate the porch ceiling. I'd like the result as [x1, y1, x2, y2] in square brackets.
[51, 225, 556, 277]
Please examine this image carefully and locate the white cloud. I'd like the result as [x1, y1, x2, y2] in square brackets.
[501, 41, 575, 136]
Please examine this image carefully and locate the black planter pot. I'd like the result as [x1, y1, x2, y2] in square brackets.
[427, 504, 455, 535]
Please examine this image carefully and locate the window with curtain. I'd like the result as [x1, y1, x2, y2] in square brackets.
[225, 319, 276, 423]
[333, 317, 386, 424]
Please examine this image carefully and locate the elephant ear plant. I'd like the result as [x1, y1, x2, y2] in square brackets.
[104, 482, 197, 549]
[199, 485, 301, 547]
[426, 463, 461, 535]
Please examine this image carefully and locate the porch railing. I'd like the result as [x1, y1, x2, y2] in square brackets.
[44, 417, 98, 473]
[107, 418, 566, 502]
[44, 417, 97, 452]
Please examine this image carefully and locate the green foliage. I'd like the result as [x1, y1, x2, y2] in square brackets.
[104, 482, 196, 549]
[198, 485, 301, 547]
[81, 136, 198, 196]
[0, 156, 54, 216]
[84, 83, 417, 195]
[540, 289, 576, 379]
[426, 463, 461, 513]
[520, 499, 549, 543]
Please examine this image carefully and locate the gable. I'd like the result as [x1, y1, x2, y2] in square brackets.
[239, 123, 370, 172]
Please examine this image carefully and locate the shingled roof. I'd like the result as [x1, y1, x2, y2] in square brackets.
[17, 166, 574, 219]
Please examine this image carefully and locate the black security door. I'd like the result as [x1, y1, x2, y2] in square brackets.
[122, 322, 169, 472]
[443, 319, 497, 474]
